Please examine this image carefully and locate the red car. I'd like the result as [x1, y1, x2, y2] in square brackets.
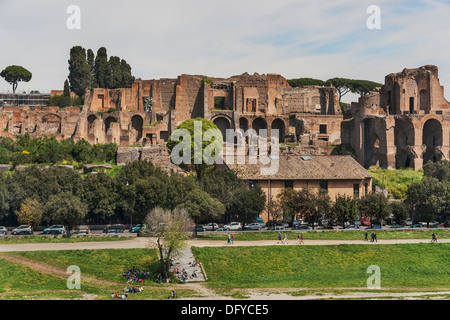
[361, 218, 371, 226]
[431, 223, 445, 229]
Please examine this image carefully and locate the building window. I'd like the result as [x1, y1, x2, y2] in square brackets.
[365, 183, 368, 195]
[353, 184, 360, 198]
[320, 180, 328, 192]
[284, 180, 294, 189]
[319, 124, 327, 134]
[214, 96, 225, 110]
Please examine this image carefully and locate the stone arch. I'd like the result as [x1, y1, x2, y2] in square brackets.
[239, 117, 249, 132]
[87, 114, 97, 135]
[42, 114, 61, 134]
[104, 116, 118, 135]
[271, 118, 286, 142]
[252, 117, 267, 136]
[131, 115, 143, 142]
[394, 118, 415, 169]
[422, 118, 443, 164]
[213, 116, 231, 142]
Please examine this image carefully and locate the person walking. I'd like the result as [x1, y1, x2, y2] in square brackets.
[364, 231, 368, 241]
[231, 233, 234, 244]
[431, 233, 437, 243]
[283, 233, 288, 244]
[278, 231, 282, 244]
[227, 233, 231, 245]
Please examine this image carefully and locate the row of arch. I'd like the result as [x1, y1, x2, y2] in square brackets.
[363, 117, 446, 169]
[87, 114, 144, 142]
[212, 115, 286, 142]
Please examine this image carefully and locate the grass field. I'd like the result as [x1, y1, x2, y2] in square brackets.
[197, 229, 450, 241]
[192, 243, 450, 289]
[368, 166, 424, 199]
[0, 248, 199, 300]
[0, 242, 449, 299]
[0, 235, 133, 244]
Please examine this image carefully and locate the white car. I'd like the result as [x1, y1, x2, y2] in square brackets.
[11, 225, 33, 235]
[245, 223, 262, 230]
[224, 222, 242, 231]
[203, 223, 219, 231]
[0, 226, 7, 235]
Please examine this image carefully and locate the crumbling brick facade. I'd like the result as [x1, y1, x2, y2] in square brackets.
[344, 65, 450, 170]
[0, 72, 341, 148]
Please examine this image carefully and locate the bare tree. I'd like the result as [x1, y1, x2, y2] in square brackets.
[145, 206, 192, 281]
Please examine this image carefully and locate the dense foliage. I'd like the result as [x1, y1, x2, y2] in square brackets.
[0, 134, 117, 166]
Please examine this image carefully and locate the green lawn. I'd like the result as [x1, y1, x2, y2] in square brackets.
[0, 249, 199, 300]
[197, 229, 450, 241]
[0, 235, 133, 244]
[192, 243, 450, 289]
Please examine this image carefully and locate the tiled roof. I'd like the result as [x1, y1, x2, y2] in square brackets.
[222, 154, 372, 181]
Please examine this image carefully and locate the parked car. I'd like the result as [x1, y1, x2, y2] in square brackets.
[278, 221, 290, 228]
[73, 228, 91, 235]
[130, 224, 147, 233]
[245, 223, 262, 230]
[293, 225, 310, 230]
[0, 226, 7, 235]
[214, 228, 229, 232]
[431, 223, 445, 229]
[344, 225, 358, 229]
[320, 226, 335, 230]
[404, 218, 413, 226]
[256, 217, 266, 228]
[223, 222, 242, 231]
[360, 218, 371, 226]
[410, 224, 423, 229]
[103, 224, 125, 233]
[43, 225, 66, 235]
[107, 228, 123, 234]
[365, 225, 382, 230]
[193, 225, 204, 232]
[11, 225, 33, 235]
[203, 223, 220, 231]
[390, 225, 405, 229]
[292, 220, 302, 228]
[269, 226, 286, 231]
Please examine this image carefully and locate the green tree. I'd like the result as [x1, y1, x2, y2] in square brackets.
[423, 160, 450, 182]
[146, 206, 192, 280]
[406, 177, 450, 226]
[44, 192, 88, 234]
[87, 48, 95, 87]
[390, 201, 409, 225]
[288, 78, 325, 87]
[167, 118, 222, 180]
[15, 198, 43, 227]
[120, 59, 135, 88]
[358, 192, 391, 225]
[94, 47, 109, 88]
[331, 194, 359, 228]
[106, 56, 123, 89]
[184, 188, 225, 236]
[229, 184, 266, 230]
[326, 78, 382, 103]
[61, 79, 71, 108]
[68, 46, 91, 103]
[0, 65, 32, 93]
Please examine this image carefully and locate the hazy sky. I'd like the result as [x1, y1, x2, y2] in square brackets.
[0, 0, 449, 103]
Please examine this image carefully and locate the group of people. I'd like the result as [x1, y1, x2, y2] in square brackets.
[123, 266, 150, 284]
[227, 233, 235, 244]
[172, 267, 197, 283]
[364, 231, 378, 242]
[111, 285, 144, 299]
[277, 232, 305, 244]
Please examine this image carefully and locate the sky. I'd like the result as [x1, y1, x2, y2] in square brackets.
[0, 0, 449, 103]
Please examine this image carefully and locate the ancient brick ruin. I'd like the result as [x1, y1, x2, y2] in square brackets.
[343, 65, 450, 170]
[1, 66, 449, 171]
